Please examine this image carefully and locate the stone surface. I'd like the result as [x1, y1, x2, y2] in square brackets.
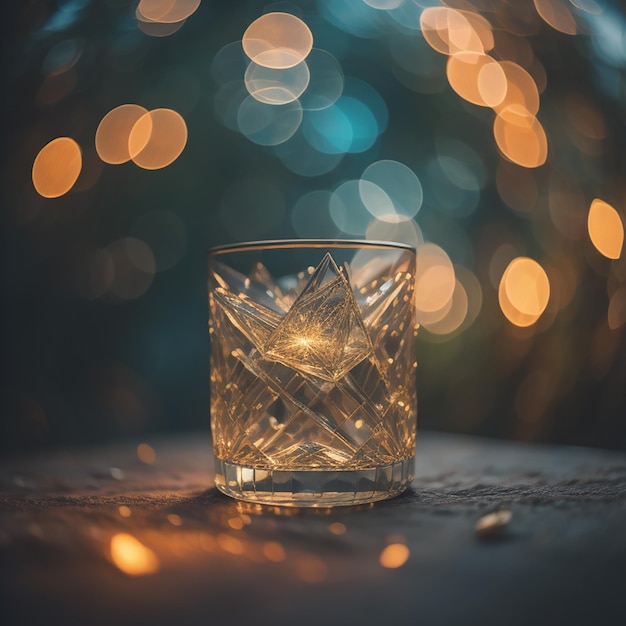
[0, 432, 625, 626]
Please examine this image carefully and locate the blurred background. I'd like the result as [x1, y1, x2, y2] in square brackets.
[1, 0, 625, 454]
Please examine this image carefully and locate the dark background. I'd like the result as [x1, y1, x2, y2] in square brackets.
[1, 0, 625, 454]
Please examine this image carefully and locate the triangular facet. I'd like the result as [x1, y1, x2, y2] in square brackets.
[213, 287, 281, 353]
[212, 260, 286, 314]
[333, 294, 374, 379]
[264, 253, 373, 382]
[228, 420, 273, 466]
[299, 252, 342, 299]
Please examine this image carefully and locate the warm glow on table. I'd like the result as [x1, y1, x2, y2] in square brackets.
[110, 533, 160, 576]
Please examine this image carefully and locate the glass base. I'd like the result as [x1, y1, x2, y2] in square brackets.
[214, 457, 414, 507]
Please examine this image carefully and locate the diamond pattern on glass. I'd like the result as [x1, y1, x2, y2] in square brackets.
[210, 249, 416, 470]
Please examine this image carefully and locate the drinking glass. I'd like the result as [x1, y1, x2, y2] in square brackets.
[208, 240, 417, 506]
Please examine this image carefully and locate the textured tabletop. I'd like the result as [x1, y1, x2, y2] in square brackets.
[1, 432, 625, 626]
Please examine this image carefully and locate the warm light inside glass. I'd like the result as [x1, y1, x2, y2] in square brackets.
[209, 241, 417, 506]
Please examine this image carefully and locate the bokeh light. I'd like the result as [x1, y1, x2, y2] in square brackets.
[446, 53, 507, 108]
[96, 104, 149, 165]
[534, 0, 578, 35]
[386, 0, 423, 33]
[42, 39, 81, 76]
[137, 442, 156, 464]
[304, 87, 381, 155]
[420, 7, 485, 56]
[379, 543, 410, 569]
[363, 0, 403, 9]
[296, 556, 328, 582]
[137, 18, 187, 38]
[242, 12, 313, 69]
[587, 199, 624, 260]
[298, 49, 344, 110]
[499, 257, 550, 327]
[211, 41, 249, 86]
[291, 190, 338, 238]
[244, 60, 311, 105]
[426, 147, 482, 218]
[129, 108, 188, 170]
[365, 216, 423, 249]
[494, 61, 540, 116]
[328, 522, 346, 535]
[217, 533, 245, 555]
[344, 78, 388, 136]
[414, 243, 456, 323]
[137, 0, 201, 24]
[493, 107, 548, 168]
[360, 160, 423, 222]
[329, 180, 376, 236]
[608, 286, 626, 330]
[422, 275, 472, 337]
[303, 104, 354, 155]
[319, 0, 382, 39]
[110, 533, 160, 576]
[263, 541, 286, 562]
[237, 97, 303, 146]
[32, 137, 82, 198]
[273, 128, 345, 176]
[214, 81, 249, 131]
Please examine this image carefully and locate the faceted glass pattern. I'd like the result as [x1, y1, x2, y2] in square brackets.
[208, 241, 417, 506]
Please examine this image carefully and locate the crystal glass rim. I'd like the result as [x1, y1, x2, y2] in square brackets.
[208, 239, 415, 257]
